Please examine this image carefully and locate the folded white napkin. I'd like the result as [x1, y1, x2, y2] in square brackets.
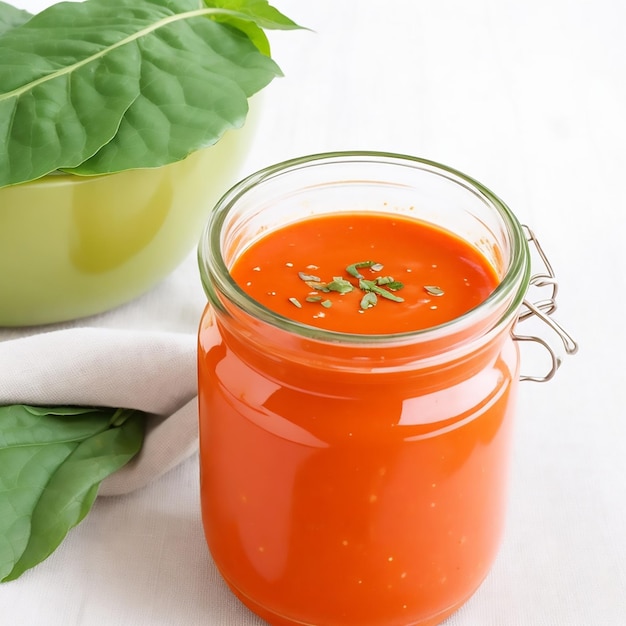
[0, 327, 199, 496]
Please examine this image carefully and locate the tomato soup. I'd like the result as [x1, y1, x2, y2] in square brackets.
[229, 213, 498, 334]
[198, 154, 529, 626]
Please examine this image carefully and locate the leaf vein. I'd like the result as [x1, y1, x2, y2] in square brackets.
[0, 7, 226, 104]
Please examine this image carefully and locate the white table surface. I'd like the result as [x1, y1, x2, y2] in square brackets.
[2, 0, 625, 624]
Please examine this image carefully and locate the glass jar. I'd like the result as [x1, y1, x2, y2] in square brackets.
[197, 152, 575, 626]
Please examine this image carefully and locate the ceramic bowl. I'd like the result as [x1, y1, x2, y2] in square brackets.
[0, 112, 257, 327]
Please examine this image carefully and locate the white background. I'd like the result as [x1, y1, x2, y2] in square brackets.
[3, 0, 625, 624]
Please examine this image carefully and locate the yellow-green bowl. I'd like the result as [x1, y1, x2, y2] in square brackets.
[0, 112, 257, 327]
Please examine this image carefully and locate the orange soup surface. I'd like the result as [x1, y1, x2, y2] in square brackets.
[199, 211, 516, 626]
[230, 213, 499, 333]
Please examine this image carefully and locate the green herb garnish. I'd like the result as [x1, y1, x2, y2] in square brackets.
[326, 277, 354, 294]
[375, 276, 404, 290]
[360, 292, 378, 309]
[299, 272, 322, 282]
[305, 281, 330, 291]
[385, 281, 404, 291]
[424, 285, 445, 297]
[359, 279, 405, 302]
[374, 276, 394, 285]
[346, 260, 381, 279]
[292, 260, 406, 314]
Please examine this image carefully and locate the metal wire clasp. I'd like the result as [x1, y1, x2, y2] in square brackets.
[512, 226, 578, 382]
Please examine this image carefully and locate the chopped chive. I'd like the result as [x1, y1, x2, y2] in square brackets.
[289, 297, 302, 308]
[306, 295, 323, 303]
[321, 299, 332, 308]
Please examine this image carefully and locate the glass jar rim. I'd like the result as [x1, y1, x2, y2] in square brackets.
[198, 151, 530, 346]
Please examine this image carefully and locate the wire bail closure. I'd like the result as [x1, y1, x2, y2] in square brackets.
[513, 226, 578, 382]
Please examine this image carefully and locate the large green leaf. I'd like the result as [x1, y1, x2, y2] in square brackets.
[0, 405, 146, 582]
[204, 0, 300, 55]
[0, 0, 300, 188]
[0, 2, 31, 37]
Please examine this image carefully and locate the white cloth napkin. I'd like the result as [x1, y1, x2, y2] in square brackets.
[0, 327, 199, 496]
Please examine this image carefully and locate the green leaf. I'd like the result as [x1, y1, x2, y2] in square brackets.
[0, 0, 301, 188]
[21, 405, 105, 418]
[206, 0, 300, 30]
[203, 0, 301, 56]
[0, 2, 31, 37]
[0, 405, 145, 582]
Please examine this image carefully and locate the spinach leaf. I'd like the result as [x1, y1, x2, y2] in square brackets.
[0, 2, 31, 37]
[0, 405, 146, 582]
[0, 0, 301, 188]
